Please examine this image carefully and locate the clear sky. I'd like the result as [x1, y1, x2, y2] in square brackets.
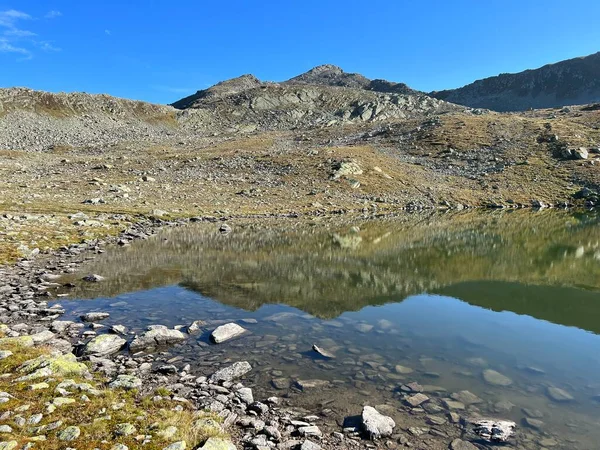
[1, 0, 599, 104]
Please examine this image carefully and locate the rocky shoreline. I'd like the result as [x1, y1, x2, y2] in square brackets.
[0, 216, 525, 449]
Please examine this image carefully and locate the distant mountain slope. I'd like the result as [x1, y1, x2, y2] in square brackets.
[430, 52, 600, 111]
[0, 88, 182, 151]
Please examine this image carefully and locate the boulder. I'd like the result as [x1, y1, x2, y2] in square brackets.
[210, 323, 247, 344]
[84, 334, 126, 356]
[129, 326, 186, 351]
[209, 361, 252, 383]
[361, 406, 395, 439]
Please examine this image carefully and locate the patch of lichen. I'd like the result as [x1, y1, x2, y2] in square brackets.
[0, 338, 226, 449]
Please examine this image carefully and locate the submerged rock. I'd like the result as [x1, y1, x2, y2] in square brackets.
[546, 386, 574, 402]
[210, 323, 247, 344]
[295, 379, 330, 391]
[361, 406, 395, 439]
[482, 369, 512, 386]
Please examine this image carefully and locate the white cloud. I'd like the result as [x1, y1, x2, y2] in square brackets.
[4, 28, 36, 37]
[37, 41, 60, 52]
[0, 9, 61, 60]
[45, 10, 62, 19]
[0, 37, 32, 59]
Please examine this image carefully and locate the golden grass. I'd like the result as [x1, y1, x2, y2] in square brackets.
[0, 337, 226, 450]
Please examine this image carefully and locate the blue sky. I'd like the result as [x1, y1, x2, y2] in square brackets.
[1, 0, 599, 104]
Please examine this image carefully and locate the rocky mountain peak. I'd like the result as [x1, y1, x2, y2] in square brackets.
[285, 64, 370, 89]
[171, 74, 263, 109]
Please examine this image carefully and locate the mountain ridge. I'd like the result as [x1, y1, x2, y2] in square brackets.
[430, 52, 600, 111]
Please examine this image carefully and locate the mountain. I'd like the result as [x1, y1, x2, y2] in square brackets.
[166, 65, 456, 135]
[170, 64, 421, 110]
[430, 52, 600, 111]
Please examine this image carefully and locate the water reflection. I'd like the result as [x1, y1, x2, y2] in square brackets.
[57, 210, 600, 449]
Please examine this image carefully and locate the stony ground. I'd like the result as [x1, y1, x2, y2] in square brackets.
[1, 85, 599, 449]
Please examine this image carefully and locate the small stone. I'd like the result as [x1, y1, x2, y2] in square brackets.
[57, 426, 81, 441]
[298, 425, 322, 437]
[406, 393, 429, 407]
[0, 426, 12, 433]
[109, 374, 142, 390]
[114, 423, 136, 436]
[82, 274, 105, 282]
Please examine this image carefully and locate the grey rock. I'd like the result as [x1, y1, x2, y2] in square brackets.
[361, 406, 395, 439]
[129, 326, 186, 351]
[235, 387, 254, 404]
[84, 334, 126, 356]
[209, 361, 252, 383]
[109, 374, 142, 390]
[57, 425, 80, 441]
[80, 312, 109, 322]
[210, 323, 247, 343]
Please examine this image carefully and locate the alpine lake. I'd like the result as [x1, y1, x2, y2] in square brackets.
[54, 210, 600, 449]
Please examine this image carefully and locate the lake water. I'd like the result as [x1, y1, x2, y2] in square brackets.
[55, 211, 600, 449]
